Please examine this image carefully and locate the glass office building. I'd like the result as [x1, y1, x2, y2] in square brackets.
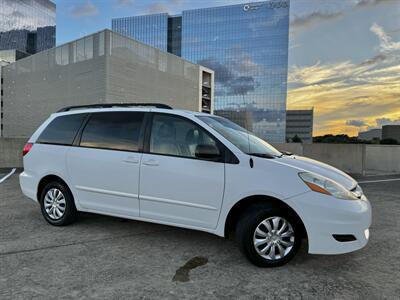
[111, 14, 169, 52]
[0, 0, 56, 55]
[112, 1, 289, 142]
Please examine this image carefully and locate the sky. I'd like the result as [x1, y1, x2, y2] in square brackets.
[54, 0, 400, 136]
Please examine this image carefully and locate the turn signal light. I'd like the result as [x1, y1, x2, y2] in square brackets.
[22, 143, 33, 156]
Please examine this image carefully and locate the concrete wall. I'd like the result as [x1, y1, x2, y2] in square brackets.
[2, 30, 213, 138]
[271, 143, 303, 156]
[365, 145, 400, 173]
[304, 143, 364, 174]
[2, 139, 400, 174]
[273, 143, 400, 175]
[0, 138, 26, 168]
[106, 31, 204, 112]
[2, 32, 107, 138]
[273, 143, 364, 174]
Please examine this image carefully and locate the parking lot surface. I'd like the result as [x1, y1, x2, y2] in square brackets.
[1, 170, 399, 299]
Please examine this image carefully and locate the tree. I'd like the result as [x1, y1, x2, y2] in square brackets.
[313, 134, 363, 144]
[380, 138, 398, 145]
[291, 135, 302, 143]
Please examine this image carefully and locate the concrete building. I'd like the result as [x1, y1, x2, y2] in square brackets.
[112, 1, 290, 142]
[1, 50, 30, 134]
[382, 125, 400, 142]
[358, 128, 382, 141]
[285, 109, 314, 144]
[1, 30, 214, 138]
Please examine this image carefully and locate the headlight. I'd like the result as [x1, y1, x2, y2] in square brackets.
[298, 172, 358, 200]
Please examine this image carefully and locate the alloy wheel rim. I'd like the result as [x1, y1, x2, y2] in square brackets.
[44, 188, 66, 220]
[253, 216, 295, 260]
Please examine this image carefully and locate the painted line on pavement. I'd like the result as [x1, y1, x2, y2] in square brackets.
[359, 178, 400, 184]
[0, 168, 16, 184]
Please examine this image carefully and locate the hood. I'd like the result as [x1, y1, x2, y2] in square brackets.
[274, 155, 357, 190]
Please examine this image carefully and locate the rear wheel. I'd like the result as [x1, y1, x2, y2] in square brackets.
[236, 204, 302, 267]
[39, 181, 77, 226]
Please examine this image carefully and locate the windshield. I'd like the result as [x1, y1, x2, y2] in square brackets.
[198, 115, 282, 158]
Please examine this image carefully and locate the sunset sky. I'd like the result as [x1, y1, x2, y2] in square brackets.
[55, 0, 400, 136]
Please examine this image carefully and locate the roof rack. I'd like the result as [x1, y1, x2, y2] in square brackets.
[57, 103, 172, 112]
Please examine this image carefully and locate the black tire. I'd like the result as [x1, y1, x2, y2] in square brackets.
[236, 203, 302, 267]
[39, 181, 78, 226]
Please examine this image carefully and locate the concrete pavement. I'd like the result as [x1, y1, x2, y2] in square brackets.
[1, 171, 399, 299]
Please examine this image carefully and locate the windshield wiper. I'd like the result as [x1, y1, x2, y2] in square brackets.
[248, 153, 276, 159]
[280, 151, 293, 157]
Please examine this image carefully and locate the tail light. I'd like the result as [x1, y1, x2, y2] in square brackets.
[22, 143, 33, 156]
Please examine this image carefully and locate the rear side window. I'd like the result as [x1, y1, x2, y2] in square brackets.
[80, 112, 144, 152]
[37, 113, 87, 145]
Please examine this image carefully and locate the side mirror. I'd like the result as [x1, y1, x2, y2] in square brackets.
[195, 144, 221, 161]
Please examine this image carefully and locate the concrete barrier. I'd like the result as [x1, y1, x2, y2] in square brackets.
[273, 143, 400, 175]
[365, 145, 400, 173]
[272, 143, 303, 155]
[0, 138, 26, 168]
[1, 138, 399, 174]
[302, 143, 365, 174]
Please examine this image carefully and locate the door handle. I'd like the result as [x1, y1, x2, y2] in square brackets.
[142, 159, 159, 166]
[123, 156, 139, 164]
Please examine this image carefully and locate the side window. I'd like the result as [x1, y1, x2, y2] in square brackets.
[80, 112, 144, 152]
[37, 113, 87, 145]
[149, 114, 219, 159]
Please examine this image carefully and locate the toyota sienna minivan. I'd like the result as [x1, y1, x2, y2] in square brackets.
[20, 103, 371, 267]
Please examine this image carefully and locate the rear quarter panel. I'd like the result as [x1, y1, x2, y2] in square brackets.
[21, 144, 72, 202]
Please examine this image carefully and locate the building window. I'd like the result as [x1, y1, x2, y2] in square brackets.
[73, 36, 94, 63]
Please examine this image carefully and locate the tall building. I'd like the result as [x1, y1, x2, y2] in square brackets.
[382, 125, 400, 142]
[358, 128, 382, 141]
[112, 1, 290, 142]
[285, 109, 313, 144]
[0, 0, 56, 55]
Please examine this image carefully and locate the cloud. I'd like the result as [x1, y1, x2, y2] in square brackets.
[359, 53, 388, 66]
[346, 120, 368, 127]
[291, 11, 343, 29]
[288, 25, 400, 136]
[198, 58, 234, 84]
[198, 57, 258, 96]
[376, 117, 400, 126]
[228, 76, 256, 96]
[290, 0, 391, 30]
[144, 3, 168, 14]
[115, 0, 134, 7]
[370, 23, 400, 53]
[355, 0, 392, 7]
[69, 2, 99, 18]
[0, 1, 55, 30]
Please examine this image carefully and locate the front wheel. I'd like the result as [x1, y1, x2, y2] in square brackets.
[236, 204, 302, 267]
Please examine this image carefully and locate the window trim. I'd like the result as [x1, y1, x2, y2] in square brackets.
[75, 111, 147, 153]
[143, 112, 239, 164]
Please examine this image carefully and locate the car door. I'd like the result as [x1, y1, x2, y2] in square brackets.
[139, 113, 225, 229]
[66, 111, 145, 217]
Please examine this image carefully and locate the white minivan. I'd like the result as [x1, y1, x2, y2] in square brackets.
[20, 104, 371, 267]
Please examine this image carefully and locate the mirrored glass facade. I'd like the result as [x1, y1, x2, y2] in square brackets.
[112, 1, 289, 142]
[0, 0, 56, 55]
[112, 14, 168, 52]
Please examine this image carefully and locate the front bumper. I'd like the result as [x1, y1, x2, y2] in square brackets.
[286, 191, 372, 255]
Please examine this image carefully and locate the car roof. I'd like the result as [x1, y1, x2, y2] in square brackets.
[52, 107, 209, 118]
